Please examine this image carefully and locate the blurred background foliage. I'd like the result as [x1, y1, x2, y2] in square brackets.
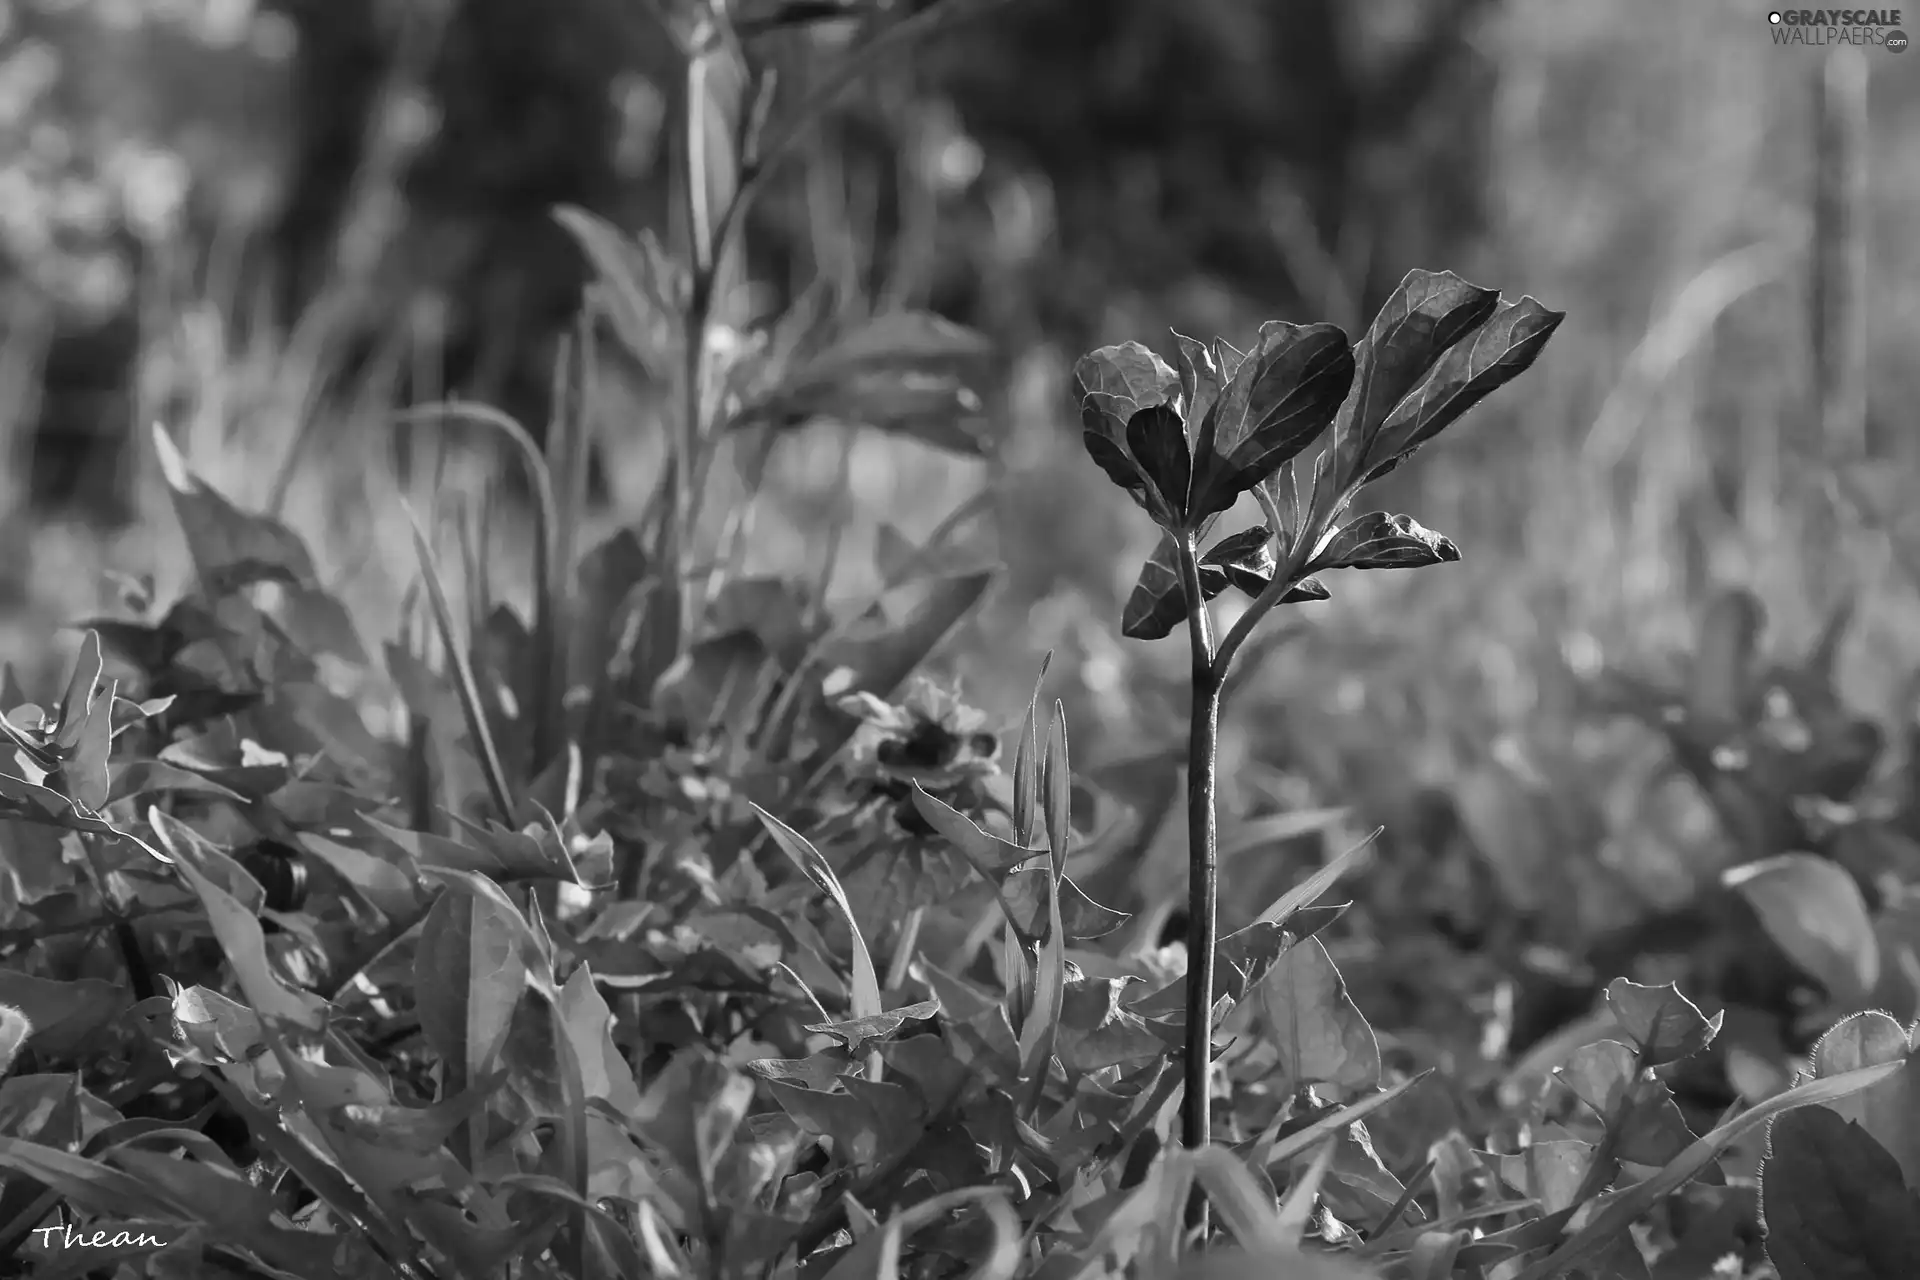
[4, 0, 1920, 1050]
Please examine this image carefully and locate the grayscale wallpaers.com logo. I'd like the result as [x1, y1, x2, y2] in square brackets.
[1769, 9, 1908, 49]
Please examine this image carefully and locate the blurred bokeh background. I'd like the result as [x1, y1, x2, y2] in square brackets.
[4, 0, 1920, 1058]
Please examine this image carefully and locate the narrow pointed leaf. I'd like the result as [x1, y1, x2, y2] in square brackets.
[1042, 701, 1071, 875]
[1011, 654, 1050, 849]
[751, 805, 884, 1027]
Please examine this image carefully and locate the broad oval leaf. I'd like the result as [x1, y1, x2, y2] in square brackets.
[1190, 322, 1354, 524]
[1725, 854, 1880, 1008]
[1803, 1011, 1920, 1191]
[1358, 293, 1565, 486]
[1309, 512, 1460, 573]
[1761, 1106, 1920, 1280]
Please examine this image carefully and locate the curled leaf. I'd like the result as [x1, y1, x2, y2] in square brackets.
[1309, 512, 1460, 573]
[1605, 978, 1722, 1067]
[1201, 527, 1277, 596]
[1075, 342, 1180, 516]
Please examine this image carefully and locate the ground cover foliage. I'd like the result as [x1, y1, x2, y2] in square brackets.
[5, 2, 1920, 1279]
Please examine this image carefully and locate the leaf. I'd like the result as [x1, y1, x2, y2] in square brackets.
[405, 507, 516, 823]
[365, 811, 596, 888]
[1803, 1011, 1920, 1190]
[1173, 331, 1225, 439]
[0, 1006, 27, 1076]
[1308, 512, 1460, 573]
[1054, 976, 1162, 1073]
[1512, 1063, 1910, 1280]
[1002, 871, 1130, 941]
[554, 206, 683, 376]
[0, 974, 125, 1059]
[1201, 526, 1278, 596]
[158, 808, 326, 1033]
[1041, 700, 1072, 874]
[558, 963, 643, 1115]
[1326, 271, 1500, 483]
[806, 1001, 941, 1055]
[751, 806, 884, 1028]
[415, 887, 529, 1085]
[570, 527, 652, 693]
[1189, 321, 1355, 524]
[297, 833, 418, 921]
[1249, 935, 1381, 1095]
[1125, 404, 1192, 525]
[1604, 979, 1721, 1067]
[1075, 342, 1181, 512]
[0, 773, 165, 862]
[735, 311, 996, 455]
[150, 424, 319, 594]
[1121, 531, 1328, 641]
[1255, 828, 1378, 927]
[107, 759, 247, 806]
[1010, 656, 1050, 850]
[910, 785, 1037, 879]
[1120, 532, 1201, 642]
[1725, 854, 1880, 1008]
[1761, 1107, 1920, 1280]
[1356, 293, 1565, 486]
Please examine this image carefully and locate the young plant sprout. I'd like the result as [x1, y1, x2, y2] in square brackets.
[1072, 270, 1564, 1159]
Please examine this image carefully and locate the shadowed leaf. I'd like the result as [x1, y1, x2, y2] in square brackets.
[1190, 322, 1354, 524]
[1762, 1107, 1920, 1280]
[1126, 404, 1192, 525]
[1122, 530, 1330, 640]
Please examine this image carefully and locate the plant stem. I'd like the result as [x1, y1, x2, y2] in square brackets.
[1173, 532, 1220, 1231]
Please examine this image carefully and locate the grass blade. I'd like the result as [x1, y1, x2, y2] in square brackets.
[750, 803, 884, 1079]
[405, 504, 516, 823]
